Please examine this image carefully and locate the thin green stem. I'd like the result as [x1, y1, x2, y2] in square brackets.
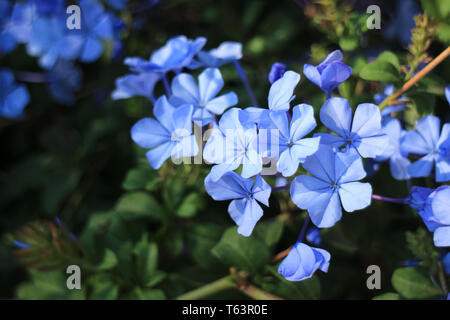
[176, 274, 236, 300]
[239, 284, 283, 300]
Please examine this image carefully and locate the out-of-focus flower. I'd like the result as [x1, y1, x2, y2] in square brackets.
[190, 41, 242, 68]
[111, 72, 160, 101]
[204, 172, 271, 236]
[306, 227, 322, 246]
[47, 59, 82, 106]
[0, 69, 30, 119]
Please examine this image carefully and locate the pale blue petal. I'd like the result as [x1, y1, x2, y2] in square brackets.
[335, 149, 366, 183]
[351, 103, 382, 137]
[228, 198, 263, 237]
[402, 129, 431, 155]
[390, 154, 411, 180]
[80, 37, 104, 62]
[198, 68, 224, 103]
[436, 156, 450, 182]
[208, 161, 241, 182]
[171, 73, 200, 105]
[290, 104, 317, 140]
[320, 62, 352, 94]
[434, 226, 450, 247]
[268, 71, 300, 111]
[269, 110, 290, 139]
[145, 141, 175, 169]
[319, 97, 352, 136]
[171, 135, 199, 159]
[153, 95, 176, 132]
[131, 118, 170, 148]
[356, 134, 389, 158]
[171, 104, 193, 133]
[241, 149, 262, 178]
[205, 91, 238, 115]
[408, 154, 435, 178]
[319, 50, 343, 65]
[301, 145, 336, 183]
[204, 170, 249, 200]
[252, 175, 271, 206]
[291, 137, 321, 162]
[338, 182, 372, 212]
[314, 133, 346, 149]
[415, 115, 441, 148]
[303, 64, 321, 88]
[277, 149, 300, 177]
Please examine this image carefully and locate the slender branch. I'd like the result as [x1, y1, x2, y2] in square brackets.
[371, 194, 408, 204]
[437, 261, 448, 295]
[238, 284, 283, 300]
[272, 246, 292, 263]
[378, 46, 450, 110]
[176, 274, 236, 300]
[234, 60, 258, 106]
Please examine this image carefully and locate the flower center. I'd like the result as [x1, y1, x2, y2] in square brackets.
[330, 181, 339, 190]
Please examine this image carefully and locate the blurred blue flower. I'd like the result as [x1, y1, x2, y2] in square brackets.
[131, 96, 199, 169]
[0, 0, 18, 53]
[268, 62, 287, 84]
[203, 108, 262, 181]
[303, 50, 352, 98]
[445, 84, 450, 106]
[290, 145, 372, 228]
[401, 115, 450, 182]
[170, 68, 238, 125]
[383, 0, 420, 47]
[190, 41, 242, 68]
[204, 172, 271, 236]
[111, 72, 160, 101]
[374, 84, 405, 121]
[316, 97, 389, 158]
[13, 240, 31, 249]
[31, 0, 65, 15]
[269, 104, 320, 176]
[125, 35, 206, 74]
[443, 252, 450, 274]
[376, 118, 411, 180]
[64, 0, 115, 63]
[306, 227, 322, 246]
[47, 59, 82, 105]
[278, 242, 330, 281]
[0, 69, 30, 119]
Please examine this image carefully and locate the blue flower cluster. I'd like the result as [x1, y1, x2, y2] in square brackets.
[119, 37, 450, 282]
[0, 0, 124, 117]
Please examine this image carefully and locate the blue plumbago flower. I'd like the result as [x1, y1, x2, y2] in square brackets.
[203, 108, 262, 181]
[8, 1, 35, 44]
[269, 104, 320, 176]
[446, 84, 450, 106]
[401, 115, 450, 182]
[268, 62, 287, 84]
[63, 0, 115, 63]
[190, 41, 242, 68]
[278, 242, 330, 281]
[290, 145, 372, 228]
[268, 70, 301, 111]
[374, 84, 405, 121]
[31, 0, 65, 15]
[303, 50, 352, 97]
[383, 0, 420, 46]
[131, 96, 199, 169]
[376, 118, 411, 180]
[306, 227, 322, 246]
[111, 72, 160, 101]
[204, 171, 271, 236]
[125, 35, 206, 74]
[316, 97, 389, 158]
[47, 59, 82, 106]
[170, 68, 238, 124]
[0, 0, 18, 53]
[407, 185, 450, 247]
[0, 69, 30, 119]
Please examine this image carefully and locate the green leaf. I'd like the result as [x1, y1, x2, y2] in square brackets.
[421, 0, 450, 20]
[115, 191, 163, 221]
[122, 167, 160, 192]
[126, 287, 166, 300]
[145, 270, 167, 288]
[211, 227, 270, 273]
[134, 235, 159, 285]
[253, 219, 284, 249]
[391, 267, 441, 299]
[176, 192, 205, 218]
[376, 51, 400, 70]
[93, 249, 118, 271]
[187, 224, 225, 270]
[360, 60, 400, 82]
[372, 292, 401, 300]
[339, 37, 358, 51]
[89, 275, 119, 300]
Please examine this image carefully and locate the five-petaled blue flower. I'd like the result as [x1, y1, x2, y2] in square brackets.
[290, 145, 372, 228]
[131, 96, 199, 169]
[125, 35, 206, 74]
[203, 108, 262, 181]
[376, 118, 411, 180]
[269, 104, 320, 176]
[401, 115, 450, 182]
[190, 41, 242, 68]
[303, 50, 352, 98]
[204, 171, 271, 236]
[0, 69, 30, 119]
[407, 185, 450, 247]
[316, 97, 389, 158]
[170, 68, 238, 124]
[278, 242, 330, 281]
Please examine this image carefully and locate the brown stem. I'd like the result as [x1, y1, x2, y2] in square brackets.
[379, 46, 450, 110]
